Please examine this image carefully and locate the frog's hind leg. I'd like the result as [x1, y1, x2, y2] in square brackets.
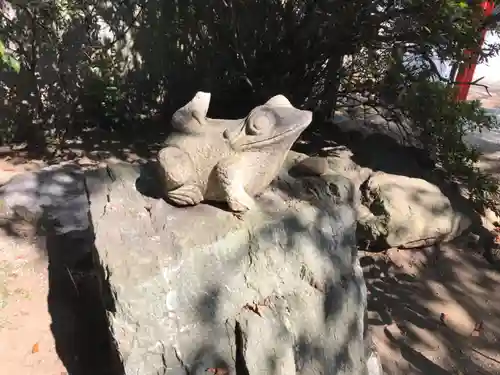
[215, 157, 256, 212]
[157, 147, 204, 206]
[167, 185, 204, 206]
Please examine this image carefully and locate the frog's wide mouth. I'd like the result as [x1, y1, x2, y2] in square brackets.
[232, 126, 303, 150]
[225, 109, 313, 151]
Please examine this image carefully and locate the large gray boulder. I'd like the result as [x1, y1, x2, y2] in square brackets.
[0, 154, 374, 375]
[357, 172, 471, 249]
[84, 154, 370, 375]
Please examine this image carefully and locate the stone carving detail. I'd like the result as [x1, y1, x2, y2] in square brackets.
[157, 92, 313, 212]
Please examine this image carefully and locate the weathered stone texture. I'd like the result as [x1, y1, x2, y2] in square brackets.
[157, 92, 313, 212]
[0, 154, 372, 375]
[87, 155, 369, 375]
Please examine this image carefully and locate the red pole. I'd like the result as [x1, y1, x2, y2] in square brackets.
[454, 1, 496, 101]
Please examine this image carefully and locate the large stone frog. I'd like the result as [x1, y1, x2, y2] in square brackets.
[157, 92, 313, 212]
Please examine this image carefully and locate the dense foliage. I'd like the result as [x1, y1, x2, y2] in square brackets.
[0, 0, 499, 212]
[0, 40, 19, 72]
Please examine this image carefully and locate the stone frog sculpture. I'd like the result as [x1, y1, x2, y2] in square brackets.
[157, 92, 313, 212]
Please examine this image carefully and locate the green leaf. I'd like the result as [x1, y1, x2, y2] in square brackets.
[9, 58, 20, 73]
[4, 55, 20, 73]
[0, 41, 4, 58]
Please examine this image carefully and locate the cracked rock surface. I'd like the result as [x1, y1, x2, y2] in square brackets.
[0, 154, 371, 375]
[85, 153, 369, 375]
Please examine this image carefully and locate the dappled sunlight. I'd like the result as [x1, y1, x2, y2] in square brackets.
[84, 158, 367, 374]
[362, 238, 500, 375]
[0, 155, 369, 374]
[0, 164, 123, 375]
[0, 1, 499, 374]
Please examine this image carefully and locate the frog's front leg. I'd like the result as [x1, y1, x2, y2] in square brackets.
[157, 146, 204, 206]
[215, 157, 256, 213]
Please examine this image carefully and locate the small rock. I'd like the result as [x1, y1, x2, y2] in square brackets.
[289, 156, 329, 176]
[77, 156, 95, 166]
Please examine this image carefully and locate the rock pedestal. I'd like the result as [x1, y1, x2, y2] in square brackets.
[85, 155, 369, 375]
[0, 155, 372, 375]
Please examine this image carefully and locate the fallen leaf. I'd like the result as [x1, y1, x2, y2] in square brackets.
[206, 367, 229, 375]
[243, 302, 262, 317]
[471, 320, 484, 337]
[32, 342, 39, 353]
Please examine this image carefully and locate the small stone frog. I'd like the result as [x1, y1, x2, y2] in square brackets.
[157, 92, 313, 212]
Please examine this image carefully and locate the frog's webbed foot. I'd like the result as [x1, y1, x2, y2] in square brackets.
[167, 185, 204, 206]
[232, 211, 246, 221]
[227, 191, 256, 213]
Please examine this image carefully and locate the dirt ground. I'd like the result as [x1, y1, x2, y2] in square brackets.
[468, 84, 500, 112]
[362, 239, 500, 375]
[0, 216, 66, 375]
[361, 85, 500, 375]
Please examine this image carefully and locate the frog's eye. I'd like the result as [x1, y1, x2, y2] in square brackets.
[247, 112, 273, 135]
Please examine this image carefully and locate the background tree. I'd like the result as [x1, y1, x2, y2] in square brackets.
[0, 0, 499, 212]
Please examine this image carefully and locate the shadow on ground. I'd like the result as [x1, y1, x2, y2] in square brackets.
[0, 125, 166, 168]
[360, 238, 500, 375]
[0, 165, 125, 375]
[464, 129, 500, 155]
